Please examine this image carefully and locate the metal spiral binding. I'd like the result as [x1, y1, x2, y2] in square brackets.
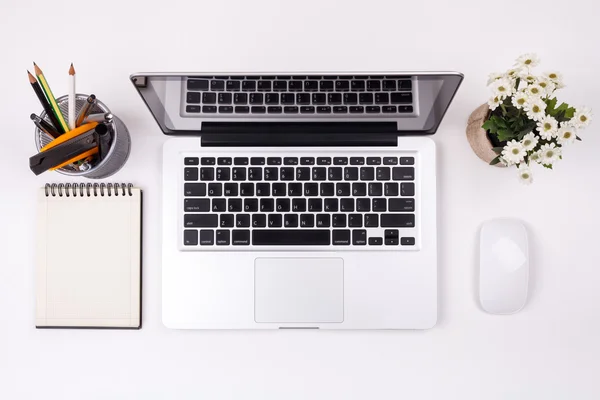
[44, 183, 134, 197]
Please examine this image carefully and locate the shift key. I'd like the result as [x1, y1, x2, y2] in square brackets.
[184, 214, 218, 227]
[381, 214, 415, 227]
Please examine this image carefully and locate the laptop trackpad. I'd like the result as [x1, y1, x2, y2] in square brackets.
[254, 258, 344, 323]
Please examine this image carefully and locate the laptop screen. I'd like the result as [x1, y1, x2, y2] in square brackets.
[130, 72, 462, 136]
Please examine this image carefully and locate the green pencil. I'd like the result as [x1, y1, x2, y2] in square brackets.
[33, 62, 69, 133]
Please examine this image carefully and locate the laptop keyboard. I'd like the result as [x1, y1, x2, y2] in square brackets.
[184, 75, 414, 116]
[182, 154, 417, 249]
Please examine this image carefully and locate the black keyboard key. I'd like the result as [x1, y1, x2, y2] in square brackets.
[280, 167, 294, 181]
[367, 157, 381, 165]
[250, 157, 265, 165]
[267, 106, 282, 114]
[300, 157, 315, 165]
[276, 198, 290, 212]
[399, 106, 414, 113]
[187, 92, 201, 104]
[392, 167, 415, 180]
[332, 214, 346, 227]
[360, 167, 375, 181]
[284, 214, 298, 228]
[220, 214, 234, 228]
[320, 183, 334, 196]
[317, 106, 331, 114]
[382, 106, 396, 113]
[385, 182, 399, 196]
[281, 93, 295, 104]
[183, 230, 198, 246]
[383, 157, 397, 165]
[296, 93, 310, 105]
[308, 198, 322, 212]
[224, 183, 238, 196]
[336, 183, 350, 196]
[216, 167, 230, 181]
[312, 93, 326, 104]
[336, 80, 350, 91]
[366, 106, 380, 113]
[320, 81, 334, 91]
[217, 157, 232, 165]
[216, 230, 230, 245]
[235, 106, 250, 113]
[240, 183, 254, 196]
[234, 93, 248, 104]
[304, 183, 319, 196]
[399, 80, 412, 90]
[283, 106, 298, 114]
[228, 198, 242, 212]
[327, 168, 342, 182]
[381, 214, 415, 228]
[373, 198, 387, 212]
[300, 214, 314, 228]
[356, 198, 370, 212]
[304, 81, 319, 91]
[296, 167, 311, 181]
[316, 214, 331, 228]
[292, 198, 306, 212]
[352, 182, 366, 196]
[257, 81, 271, 91]
[351, 80, 366, 91]
[184, 198, 210, 212]
[359, 93, 373, 104]
[236, 214, 250, 228]
[333, 157, 348, 165]
[377, 167, 391, 180]
[234, 157, 249, 166]
[401, 182, 415, 196]
[265, 93, 279, 105]
[332, 230, 351, 245]
[273, 81, 287, 91]
[317, 157, 331, 165]
[244, 198, 258, 212]
[401, 237, 415, 246]
[268, 214, 282, 228]
[211, 197, 226, 211]
[382, 80, 396, 90]
[232, 167, 246, 181]
[343, 93, 358, 104]
[367, 80, 381, 91]
[252, 214, 267, 228]
[375, 93, 389, 104]
[391, 93, 413, 104]
[340, 198, 354, 212]
[349, 106, 364, 113]
[232, 230, 250, 245]
[267, 157, 282, 166]
[226, 81, 240, 91]
[251, 106, 266, 114]
[288, 81, 303, 91]
[211, 80, 225, 91]
[312, 167, 327, 181]
[261, 198, 274, 212]
[365, 214, 378, 228]
[344, 167, 359, 180]
[202, 93, 216, 104]
[272, 183, 286, 196]
[184, 157, 199, 166]
[184, 167, 198, 181]
[400, 157, 415, 165]
[385, 229, 399, 246]
[201, 157, 216, 165]
[248, 168, 262, 181]
[242, 81, 256, 91]
[184, 183, 206, 196]
[218, 93, 232, 104]
[184, 214, 218, 228]
[249, 93, 263, 104]
[288, 183, 302, 196]
[369, 237, 383, 246]
[253, 230, 330, 245]
[300, 106, 315, 114]
[324, 198, 338, 212]
[389, 198, 415, 211]
[200, 167, 214, 181]
[187, 79, 209, 91]
[202, 105, 217, 113]
[333, 106, 348, 114]
[368, 183, 383, 196]
[350, 157, 364, 165]
[352, 230, 367, 245]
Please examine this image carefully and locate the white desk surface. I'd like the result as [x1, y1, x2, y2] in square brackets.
[1, 0, 599, 398]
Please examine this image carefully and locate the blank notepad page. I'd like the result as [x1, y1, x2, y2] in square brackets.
[35, 185, 142, 328]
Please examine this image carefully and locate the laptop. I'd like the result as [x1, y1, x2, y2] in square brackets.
[131, 72, 463, 329]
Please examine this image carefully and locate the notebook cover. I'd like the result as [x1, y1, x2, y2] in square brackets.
[35, 185, 142, 329]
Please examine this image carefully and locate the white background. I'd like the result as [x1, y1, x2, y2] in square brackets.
[1, 0, 599, 398]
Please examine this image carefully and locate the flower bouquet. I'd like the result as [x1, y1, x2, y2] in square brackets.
[477, 54, 592, 184]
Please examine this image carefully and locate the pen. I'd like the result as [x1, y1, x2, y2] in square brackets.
[27, 71, 64, 135]
[75, 94, 96, 127]
[33, 62, 70, 133]
[68, 63, 76, 130]
[83, 112, 113, 124]
[30, 113, 60, 139]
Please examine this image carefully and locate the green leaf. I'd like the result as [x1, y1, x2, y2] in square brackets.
[491, 115, 507, 128]
[564, 107, 575, 119]
[543, 164, 553, 170]
[482, 120, 497, 133]
[545, 98, 558, 115]
[492, 147, 504, 154]
[490, 155, 502, 166]
[497, 128, 517, 142]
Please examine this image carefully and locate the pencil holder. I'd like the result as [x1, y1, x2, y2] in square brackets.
[34, 94, 131, 179]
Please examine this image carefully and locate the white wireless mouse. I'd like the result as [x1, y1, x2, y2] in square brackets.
[479, 219, 529, 314]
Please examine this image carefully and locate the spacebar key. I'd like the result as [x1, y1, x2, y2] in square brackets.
[252, 230, 330, 245]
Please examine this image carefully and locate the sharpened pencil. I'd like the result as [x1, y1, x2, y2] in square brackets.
[68, 63, 76, 130]
[34, 62, 69, 133]
[28, 70, 65, 134]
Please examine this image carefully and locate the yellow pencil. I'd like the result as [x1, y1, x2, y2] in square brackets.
[33, 62, 69, 133]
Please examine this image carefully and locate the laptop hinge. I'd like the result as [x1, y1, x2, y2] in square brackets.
[201, 133, 397, 147]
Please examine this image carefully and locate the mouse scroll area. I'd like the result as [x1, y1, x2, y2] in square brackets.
[254, 258, 344, 323]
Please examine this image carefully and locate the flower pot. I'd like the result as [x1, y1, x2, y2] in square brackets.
[466, 104, 506, 167]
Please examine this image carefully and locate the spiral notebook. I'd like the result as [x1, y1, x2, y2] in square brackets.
[36, 183, 142, 329]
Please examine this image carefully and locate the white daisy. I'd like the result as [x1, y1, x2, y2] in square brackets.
[529, 150, 542, 164]
[521, 132, 539, 151]
[487, 95, 502, 111]
[525, 97, 546, 121]
[572, 106, 593, 128]
[536, 115, 559, 139]
[517, 164, 533, 185]
[539, 143, 561, 165]
[487, 72, 504, 85]
[557, 124, 577, 144]
[536, 78, 556, 96]
[519, 70, 537, 83]
[511, 91, 529, 109]
[544, 71, 565, 89]
[515, 53, 540, 69]
[526, 84, 544, 97]
[505, 68, 521, 80]
[490, 78, 514, 99]
[502, 140, 527, 164]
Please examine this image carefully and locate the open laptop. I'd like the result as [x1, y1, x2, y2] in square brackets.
[131, 72, 463, 329]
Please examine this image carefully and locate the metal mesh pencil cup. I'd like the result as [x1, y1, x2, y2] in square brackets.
[34, 94, 131, 179]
